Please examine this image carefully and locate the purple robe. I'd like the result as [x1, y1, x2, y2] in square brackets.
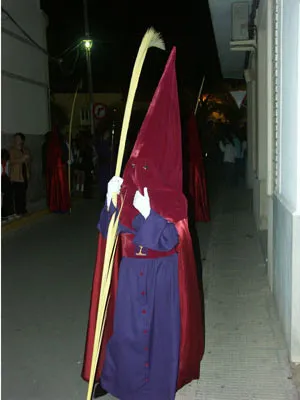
[98, 204, 181, 400]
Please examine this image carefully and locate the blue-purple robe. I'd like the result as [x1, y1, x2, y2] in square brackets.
[98, 204, 181, 400]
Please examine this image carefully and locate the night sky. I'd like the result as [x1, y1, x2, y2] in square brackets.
[41, 0, 221, 98]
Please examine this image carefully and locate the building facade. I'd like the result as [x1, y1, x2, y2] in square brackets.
[209, 0, 300, 364]
[248, 0, 300, 364]
[1, 0, 50, 201]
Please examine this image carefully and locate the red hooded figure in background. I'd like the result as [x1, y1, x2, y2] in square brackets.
[82, 47, 204, 399]
[187, 114, 210, 222]
[46, 127, 70, 213]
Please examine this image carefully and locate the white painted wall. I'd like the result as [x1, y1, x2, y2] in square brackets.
[208, 0, 251, 78]
[210, 0, 300, 363]
[279, 1, 300, 211]
[245, 54, 256, 190]
[245, 0, 300, 363]
[246, 79, 254, 189]
[1, 0, 50, 136]
[291, 214, 300, 362]
[272, 0, 300, 363]
[293, 2, 300, 362]
[253, 0, 273, 232]
[1, 0, 50, 201]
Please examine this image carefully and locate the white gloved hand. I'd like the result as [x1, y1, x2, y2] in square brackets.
[133, 187, 151, 219]
[107, 176, 123, 209]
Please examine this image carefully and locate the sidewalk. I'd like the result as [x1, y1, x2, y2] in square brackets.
[97, 179, 299, 399]
[177, 186, 299, 400]
[98, 185, 299, 399]
[1, 197, 48, 233]
[1, 194, 85, 234]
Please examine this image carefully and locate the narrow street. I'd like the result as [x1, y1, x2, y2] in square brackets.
[2, 177, 299, 400]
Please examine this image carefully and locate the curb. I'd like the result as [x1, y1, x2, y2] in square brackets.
[1, 198, 82, 234]
[2, 208, 50, 233]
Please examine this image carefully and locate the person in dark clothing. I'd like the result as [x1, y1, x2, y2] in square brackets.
[80, 135, 94, 199]
[1, 148, 14, 220]
[96, 130, 114, 201]
[9, 133, 30, 216]
[72, 139, 85, 194]
[46, 127, 71, 213]
[42, 131, 52, 177]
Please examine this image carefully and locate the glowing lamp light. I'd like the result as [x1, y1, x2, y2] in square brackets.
[83, 39, 93, 50]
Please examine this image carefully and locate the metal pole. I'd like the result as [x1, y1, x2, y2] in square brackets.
[194, 76, 206, 116]
[83, 0, 95, 136]
[110, 119, 115, 176]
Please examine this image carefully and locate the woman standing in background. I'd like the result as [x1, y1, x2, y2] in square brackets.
[9, 133, 30, 217]
[1, 148, 14, 221]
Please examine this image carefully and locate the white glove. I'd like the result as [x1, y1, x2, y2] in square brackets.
[107, 176, 123, 209]
[133, 187, 151, 219]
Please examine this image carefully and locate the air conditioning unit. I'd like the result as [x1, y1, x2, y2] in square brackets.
[230, 3, 256, 52]
[231, 2, 250, 41]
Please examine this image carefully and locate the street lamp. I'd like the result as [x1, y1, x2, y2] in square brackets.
[83, 39, 93, 50]
[82, 0, 95, 136]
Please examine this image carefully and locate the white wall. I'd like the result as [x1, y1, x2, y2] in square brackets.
[291, 214, 300, 362]
[246, 79, 254, 189]
[1, 0, 50, 136]
[293, 2, 300, 362]
[208, 0, 250, 78]
[280, 0, 300, 210]
[245, 54, 256, 190]
[272, 0, 300, 363]
[1, 0, 50, 200]
[253, 0, 272, 231]
[247, 0, 300, 363]
[279, 0, 300, 211]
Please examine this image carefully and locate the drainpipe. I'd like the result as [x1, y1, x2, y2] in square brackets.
[245, 0, 260, 69]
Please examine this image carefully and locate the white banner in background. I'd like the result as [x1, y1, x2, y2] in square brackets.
[230, 90, 246, 108]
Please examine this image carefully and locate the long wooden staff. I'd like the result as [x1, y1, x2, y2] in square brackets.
[86, 27, 165, 400]
[194, 76, 205, 116]
[68, 82, 80, 210]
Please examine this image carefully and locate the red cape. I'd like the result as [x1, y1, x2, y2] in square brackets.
[46, 130, 70, 213]
[188, 115, 210, 222]
[82, 218, 204, 390]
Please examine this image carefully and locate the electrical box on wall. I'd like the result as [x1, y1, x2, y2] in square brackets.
[231, 2, 250, 41]
[80, 107, 91, 126]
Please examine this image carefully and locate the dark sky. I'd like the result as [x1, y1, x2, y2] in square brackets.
[41, 0, 221, 97]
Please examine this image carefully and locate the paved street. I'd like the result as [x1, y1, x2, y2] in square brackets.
[2, 179, 299, 399]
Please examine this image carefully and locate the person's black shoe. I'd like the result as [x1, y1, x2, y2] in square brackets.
[93, 383, 107, 398]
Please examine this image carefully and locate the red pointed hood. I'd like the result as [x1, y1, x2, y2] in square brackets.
[121, 47, 187, 226]
[123, 47, 182, 192]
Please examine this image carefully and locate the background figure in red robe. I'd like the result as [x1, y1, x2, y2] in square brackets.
[46, 127, 70, 213]
[187, 114, 210, 222]
[82, 47, 204, 399]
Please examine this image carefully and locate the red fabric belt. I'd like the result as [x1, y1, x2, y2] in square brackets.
[120, 233, 176, 259]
